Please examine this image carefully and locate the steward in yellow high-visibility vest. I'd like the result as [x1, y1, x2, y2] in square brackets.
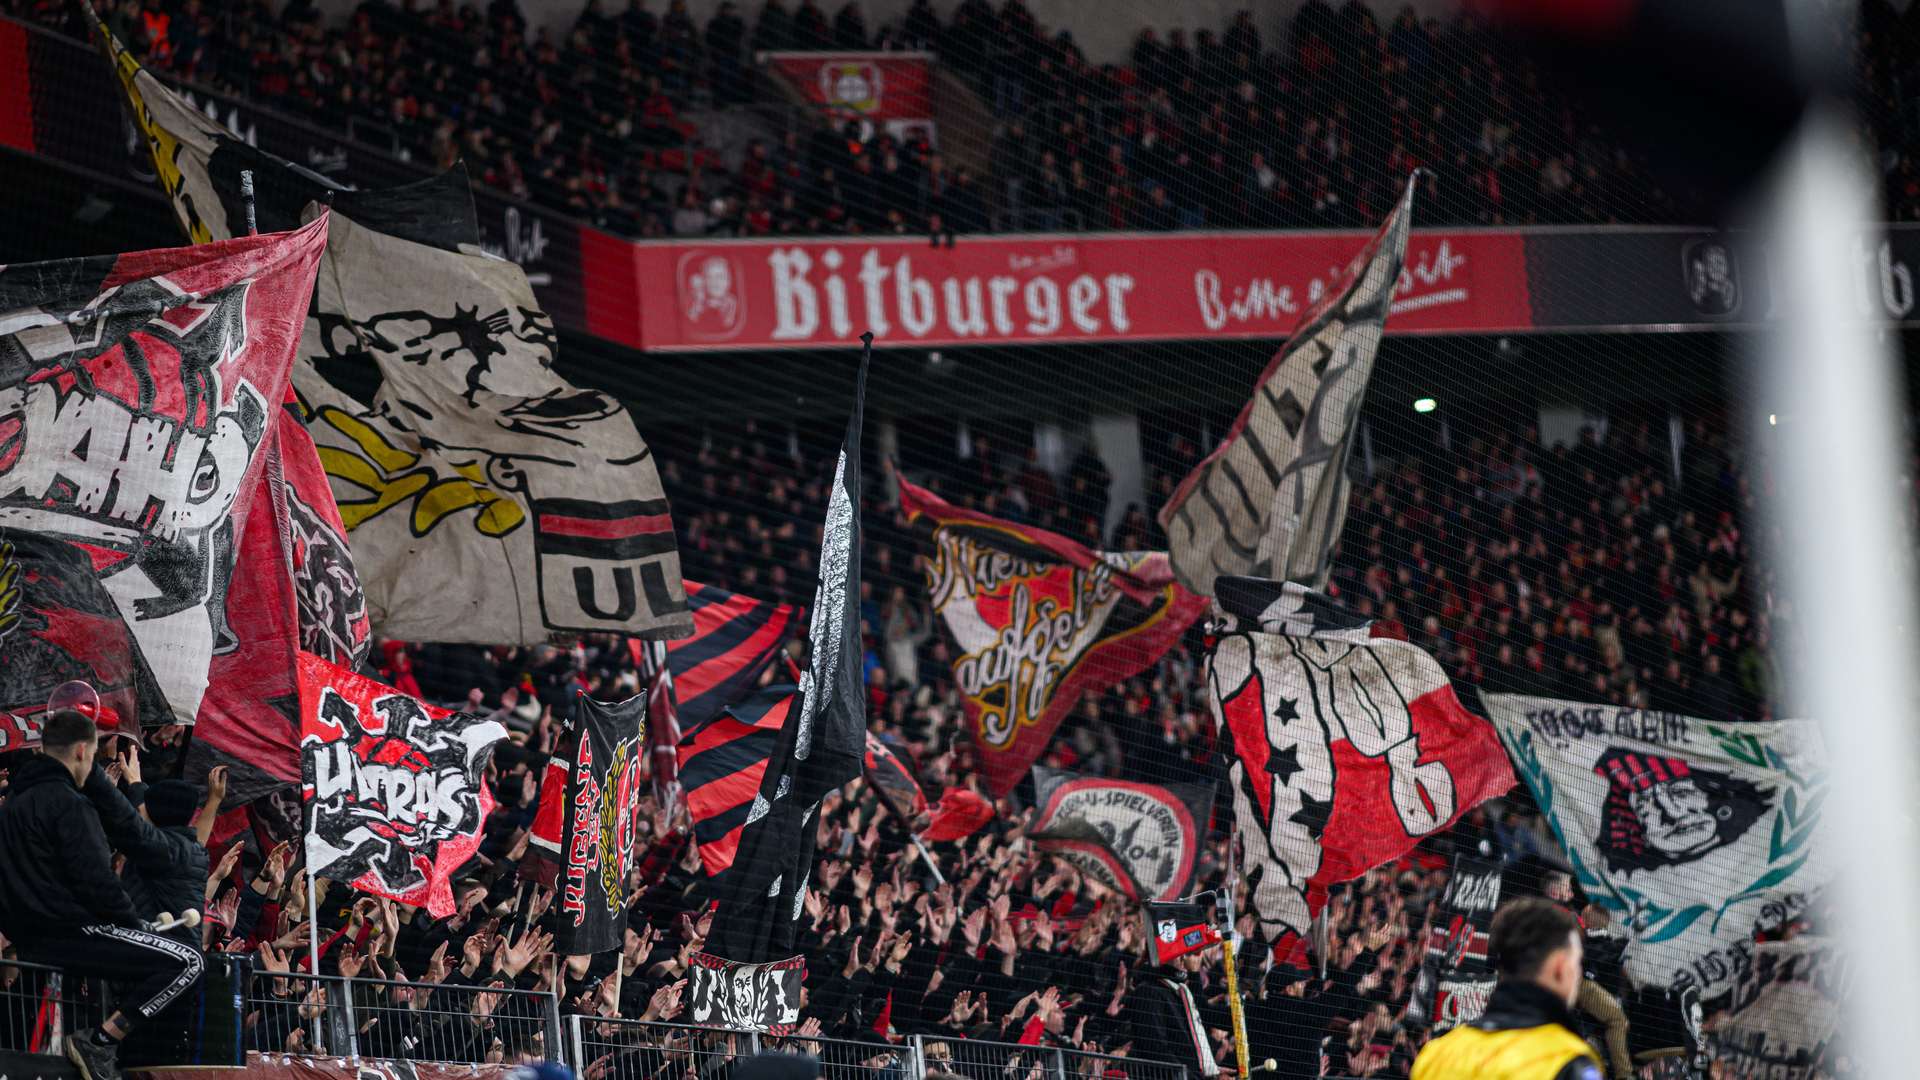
[1412, 898, 1604, 1080]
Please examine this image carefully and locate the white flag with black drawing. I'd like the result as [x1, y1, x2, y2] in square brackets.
[295, 210, 691, 643]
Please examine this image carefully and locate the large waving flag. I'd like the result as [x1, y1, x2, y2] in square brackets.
[1206, 577, 1514, 962]
[524, 692, 649, 953]
[1160, 177, 1416, 596]
[0, 217, 327, 738]
[93, 9, 690, 645]
[298, 650, 504, 917]
[900, 478, 1208, 795]
[1485, 695, 1829, 999]
[706, 339, 871, 966]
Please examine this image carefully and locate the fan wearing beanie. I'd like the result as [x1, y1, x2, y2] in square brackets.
[80, 748, 226, 946]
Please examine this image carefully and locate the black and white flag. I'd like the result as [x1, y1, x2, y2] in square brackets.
[687, 952, 806, 1034]
[706, 338, 872, 966]
[1158, 177, 1415, 595]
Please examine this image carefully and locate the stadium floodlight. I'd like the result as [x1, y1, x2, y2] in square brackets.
[1413, 398, 1437, 413]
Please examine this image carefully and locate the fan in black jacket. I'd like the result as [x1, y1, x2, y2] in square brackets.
[0, 710, 205, 1080]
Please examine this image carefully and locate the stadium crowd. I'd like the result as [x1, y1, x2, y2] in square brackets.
[15, 0, 1871, 236]
[0, 409, 1771, 1079]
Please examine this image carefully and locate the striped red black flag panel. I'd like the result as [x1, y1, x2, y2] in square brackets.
[863, 733, 927, 816]
[666, 581, 797, 735]
[531, 497, 679, 562]
[678, 686, 793, 877]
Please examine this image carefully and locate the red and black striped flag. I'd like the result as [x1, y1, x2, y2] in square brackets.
[863, 733, 927, 817]
[678, 686, 794, 876]
[706, 336, 873, 966]
[639, 582, 796, 810]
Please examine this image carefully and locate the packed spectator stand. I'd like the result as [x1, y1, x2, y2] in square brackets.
[0, 403, 1781, 1079]
[0, 2, 1854, 1079]
[14, 0, 1914, 239]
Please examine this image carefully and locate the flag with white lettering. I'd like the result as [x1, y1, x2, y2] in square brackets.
[1159, 176, 1415, 596]
[0, 218, 326, 734]
[706, 340, 870, 966]
[297, 650, 505, 917]
[901, 478, 1209, 795]
[1484, 694, 1830, 998]
[93, 9, 689, 645]
[1030, 767, 1215, 903]
[523, 692, 647, 953]
[1206, 577, 1515, 964]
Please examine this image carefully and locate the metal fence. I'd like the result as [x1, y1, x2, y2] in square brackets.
[5, 959, 1193, 1080]
[914, 1037, 1189, 1080]
[572, 1016, 762, 1080]
[0, 960, 91, 1059]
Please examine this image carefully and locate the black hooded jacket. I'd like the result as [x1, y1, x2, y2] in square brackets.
[0, 755, 141, 936]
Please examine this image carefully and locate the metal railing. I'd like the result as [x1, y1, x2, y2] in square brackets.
[762, 1030, 915, 1080]
[4, 957, 1192, 1080]
[0, 959, 89, 1059]
[914, 1036, 1189, 1080]
[240, 968, 561, 1065]
[573, 1016, 763, 1080]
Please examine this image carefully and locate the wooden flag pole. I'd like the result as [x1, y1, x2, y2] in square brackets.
[1220, 828, 1252, 1080]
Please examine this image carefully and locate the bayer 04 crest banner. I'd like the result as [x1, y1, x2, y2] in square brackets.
[298, 650, 505, 917]
[1484, 694, 1831, 999]
[0, 217, 326, 733]
[1206, 578, 1515, 962]
[900, 477, 1209, 796]
[524, 692, 648, 953]
[1030, 766, 1215, 903]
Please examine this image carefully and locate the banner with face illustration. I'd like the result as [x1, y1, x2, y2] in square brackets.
[298, 650, 505, 917]
[0, 218, 326, 732]
[900, 479, 1209, 796]
[524, 692, 647, 954]
[1485, 695, 1831, 999]
[295, 208, 690, 643]
[1207, 578, 1515, 965]
[687, 952, 805, 1034]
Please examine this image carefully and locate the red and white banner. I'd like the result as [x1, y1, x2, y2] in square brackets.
[1206, 578, 1516, 963]
[298, 650, 505, 917]
[619, 229, 1528, 351]
[764, 51, 934, 125]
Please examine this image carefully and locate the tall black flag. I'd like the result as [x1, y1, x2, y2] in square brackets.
[705, 336, 871, 968]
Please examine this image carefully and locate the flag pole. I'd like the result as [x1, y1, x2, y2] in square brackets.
[305, 864, 321, 974]
[909, 833, 946, 886]
[1219, 826, 1251, 1080]
[239, 169, 257, 236]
